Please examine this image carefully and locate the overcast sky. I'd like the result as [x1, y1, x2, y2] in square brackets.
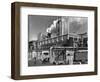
[28, 15, 87, 41]
[28, 15, 58, 41]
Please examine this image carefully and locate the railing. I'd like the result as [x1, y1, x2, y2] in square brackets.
[37, 34, 68, 47]
[29, 33, 87, 51]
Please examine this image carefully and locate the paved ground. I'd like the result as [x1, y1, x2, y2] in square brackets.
[28, 58, 53, 66]
[28, 58, 87, 67]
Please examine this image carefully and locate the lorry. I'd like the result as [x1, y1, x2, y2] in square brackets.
[41, 51, 50, 63]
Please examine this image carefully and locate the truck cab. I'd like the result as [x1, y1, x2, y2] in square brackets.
[41, 51, 50, 62]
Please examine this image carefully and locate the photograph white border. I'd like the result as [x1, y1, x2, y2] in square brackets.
[20, 6, 95, 75]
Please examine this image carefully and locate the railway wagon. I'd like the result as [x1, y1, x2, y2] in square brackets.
[74, 50, 88, 64]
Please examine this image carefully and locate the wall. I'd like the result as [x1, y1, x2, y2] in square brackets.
[0, 0, 100, 82]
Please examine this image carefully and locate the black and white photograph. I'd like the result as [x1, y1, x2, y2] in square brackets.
[28, 15, 88, 66]
[11, 2, 97, 79]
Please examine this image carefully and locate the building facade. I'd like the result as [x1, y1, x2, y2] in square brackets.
[28, 16, 88, 65]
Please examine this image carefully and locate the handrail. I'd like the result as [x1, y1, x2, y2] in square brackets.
[37, 34, 68, 45]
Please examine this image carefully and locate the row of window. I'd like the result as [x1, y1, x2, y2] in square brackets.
[37, 34, 68, 46]
[29, 36, 88, 51]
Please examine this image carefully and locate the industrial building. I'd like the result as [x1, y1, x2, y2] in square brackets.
[28, 16, 88, 66]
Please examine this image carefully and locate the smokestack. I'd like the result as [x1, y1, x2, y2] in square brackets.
[46, 19, 58, 34]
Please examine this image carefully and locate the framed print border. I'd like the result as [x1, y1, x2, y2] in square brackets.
[11, 2, 98, 80]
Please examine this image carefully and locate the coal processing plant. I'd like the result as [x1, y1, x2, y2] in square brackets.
[28, 16, 88, 66]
